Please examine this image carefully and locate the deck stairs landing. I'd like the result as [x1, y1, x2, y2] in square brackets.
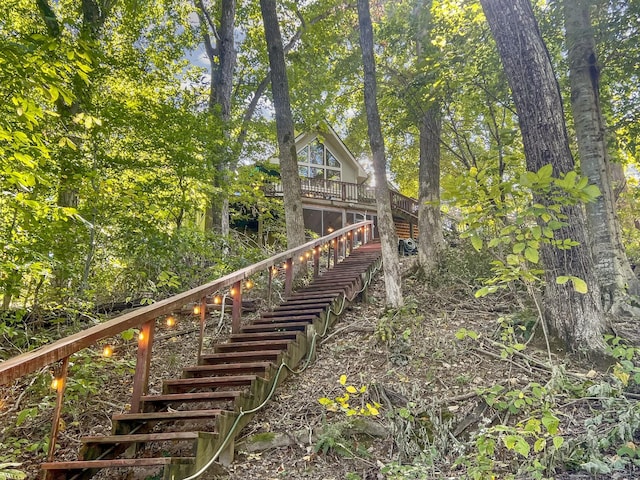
[40, 242, 382, 480]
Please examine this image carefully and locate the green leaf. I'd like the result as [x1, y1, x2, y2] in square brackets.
[470, 235, 482, 251]
[556, 276, 570, 285]
[531, 226, 541, 240]
[542, 413, 560, 435]
[572, 277, 588, 294]
[513, 242, 525, 254]
[538, 164, 553, 178]
[121, 329, 135, 341]
[553, 436, 564, 450]
[583, 184, 601, 199]
[534, 438, 546, 452]
[524, 247, 539, 264]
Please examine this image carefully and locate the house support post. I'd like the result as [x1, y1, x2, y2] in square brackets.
[333, 239, 339, 266]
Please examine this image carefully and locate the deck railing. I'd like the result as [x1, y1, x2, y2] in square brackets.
[264, 179, 419, 218]
[0, 221, 372, 462]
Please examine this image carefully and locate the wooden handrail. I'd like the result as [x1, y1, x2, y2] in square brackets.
[264, 180, 418, 218]
[0, 221, 373, 385]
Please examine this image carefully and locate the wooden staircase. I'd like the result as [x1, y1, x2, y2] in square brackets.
[40, 242, 382, 480]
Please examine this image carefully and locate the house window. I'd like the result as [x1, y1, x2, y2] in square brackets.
[298, 140, 342, 181]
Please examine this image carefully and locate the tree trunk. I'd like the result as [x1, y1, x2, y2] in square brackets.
[417, 104, 445, 275]
[357, 0, 403, 308]
[196, 0, 236, 236]
[260, 0, 306, 251]
[564, 0, 640, 315]
[480, 0, 606, 355]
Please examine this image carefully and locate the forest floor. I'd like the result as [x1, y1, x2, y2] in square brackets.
[2, 253, 639, 479]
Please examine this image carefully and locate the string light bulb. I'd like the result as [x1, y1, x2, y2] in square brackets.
[51, 378, 62, 390]
[213, 296, 222, 305]
[193, 304, 201, 315]
[245, 279, 254, 290]
[102, 345, 114, 357]
[166, 316, 176, 328]
[299, 255, 304, 262]
[230, 287, 237, 296]
[282, 262, 288, 270]
[138, 331, 145, 341]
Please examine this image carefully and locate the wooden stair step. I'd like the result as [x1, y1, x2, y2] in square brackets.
[199, 350, 281, 365]
[141, 391, 242, 404]
[81, 431, 203, 445]
[163, 375, 257, 392]
[213, 339, 293, 352]
[286, 292, 343, 300]
[283, 294, 340, 303]
[241, 321, 311, 332]
[254, 314, 318, 324]
[274, 302, 332, 310]
[183, 362, 271, 377]
[229, 331, 300, 343]
[113, 409, 225, 422]
[261, 308, 324, 318]
[42, 456, 195, 471]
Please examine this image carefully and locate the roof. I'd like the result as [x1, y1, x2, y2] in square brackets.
[294, 122, 369, 184]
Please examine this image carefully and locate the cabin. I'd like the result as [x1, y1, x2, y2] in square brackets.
[263, 123, 419, 239]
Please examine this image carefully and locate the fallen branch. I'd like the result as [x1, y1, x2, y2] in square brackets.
[237, 418, 387, 453]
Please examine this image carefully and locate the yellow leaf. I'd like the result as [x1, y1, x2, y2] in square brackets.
[346, 386, 357, 394]
[339, 375, 347, 385]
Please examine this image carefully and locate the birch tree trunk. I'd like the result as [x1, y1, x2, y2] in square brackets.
[357, 0, 403, 308]
[259, 0, 306, 250]
[564, 0, 640, 320]
[417, 104, 445, 275]
[480, 0, 606, 355]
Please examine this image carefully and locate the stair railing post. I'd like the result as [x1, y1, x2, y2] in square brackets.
[267, 267, 274, 310]
[349, 231, 354, 253]
[313, 246, 320, 278]
[130, 319, 155, 414]
[197, 296, 207, 361]
[232, 280, 242, 333]
[284, 258, 293, 297]
[47, 355, 70, 463]
[333, 239, 338, 266]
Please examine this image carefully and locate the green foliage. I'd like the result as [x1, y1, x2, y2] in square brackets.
[313, 420, 371, 459]
[0, 462, 27, 480]
[448, 164, 600, 298]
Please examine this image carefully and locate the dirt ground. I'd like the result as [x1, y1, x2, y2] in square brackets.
[1, 255, 638, 479]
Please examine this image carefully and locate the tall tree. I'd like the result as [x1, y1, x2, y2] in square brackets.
[259, 0, 305, 250]
[418, 104, 445, 273]
[194, 0, 237, 235]
[479, 0, 606, 355]
[357, 0, 404, 308]
[564, 0, 640, 317]
[414, 0, 445, 275]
